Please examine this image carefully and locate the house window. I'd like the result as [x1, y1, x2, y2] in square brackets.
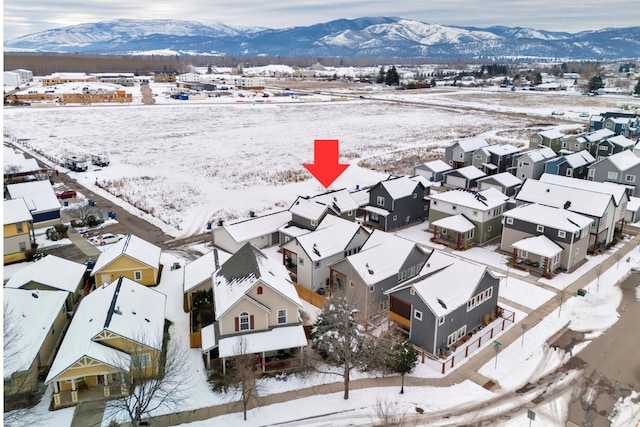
[438, 316, 445, 325]
[536, 225, 544, 233]
[441, 228, 447, 235]
[485, 286, 493, 299]
[553, 253, 560, 264]
[299, 258, 304, 266]
[625, 174, 636, 183]
[393, 215, 398, 221]
[519, 250, 528, 258]
[16, 222, 23, 233]
[410, 288, 415, 295]
[566, 168, 573, 177]
[456, 325, 467, 340]
[467, 229, 474, 239]
[607, 171, 618, 180]
[134, 271, 142, 281]
[588, 169, 595, 178]
[558, 230, 566, 238]
[447, 332, 457, 347]
[315, 261, 320, 268]
[487, 226, 492, 232]
[424, 205, 428, 211]
[349, 280, 355, 288]
[376, 196, 385, 206]
[347, 210, 354, 216]
[413, 193, 417, 199]
[277, 309, 287, 324]
[368, 285, 374, 293]
[132, 353, 151, 368]
[370, 212, 379, 221]
[475, 154, 482, 159]
[414, 310, 423, 320]
[506, 217, 513, 225]
[310, 220, 317, 227]
[239, 312, 250, 331]
[18, 241, 26, 252]
[257, 286, 263, 295]
[433, 201, 437, 206]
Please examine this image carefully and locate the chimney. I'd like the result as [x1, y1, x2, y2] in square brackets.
[213, 248, 220, 269]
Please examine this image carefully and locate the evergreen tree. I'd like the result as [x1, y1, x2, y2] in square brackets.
[376, 66, 386, 84]
[588, 74, 605, 92]
[311, 295, 370, 400]
[385, 66, 400, 86]
[634, 81, 640, 96]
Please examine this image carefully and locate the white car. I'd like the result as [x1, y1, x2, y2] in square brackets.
[89, 233, 124, 246]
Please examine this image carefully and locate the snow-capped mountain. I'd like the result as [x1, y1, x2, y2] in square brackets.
[5, 17, 640, 60]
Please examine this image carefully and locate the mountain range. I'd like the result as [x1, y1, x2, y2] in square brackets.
[5, 17, 640, 60]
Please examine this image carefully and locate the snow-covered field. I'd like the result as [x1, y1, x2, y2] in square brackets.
[4, 82, 640, 426]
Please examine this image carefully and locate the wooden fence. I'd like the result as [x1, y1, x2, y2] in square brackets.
[293, 282, 326, 309]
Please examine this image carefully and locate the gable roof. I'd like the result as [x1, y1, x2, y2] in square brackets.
[3, 198, 33, 225]
[537, 129, 564, 140]
[477, 172, 523, 188]
[288, 197, 329, 221]
[4, 289, 69, 377]
[90, 234, 162, 276]
[503, 203, 592, 231]
[431, 214, 475, 233]
[551, 150, 594, 168]
[310, 188, 359, 214]
[417, 159, 452, 173]
[294, 215, 368, 262]
[584, 129, 615, 142]
[429, 187, 509, 210]
[6, 181, 60, 214]
[220, 210, 291, 243]
[517, 147, 556, 163]
[213, 243, 301, 319]
[512, 235, 563, 258]
[184, 250, 225, 293]
[452, 138, 488, 152]
[46, 277, 166, 383]
[387, 250, 494, 317]
[539, 173, 627, 206]
[447, 165, 486, 180]
[373, 175, 431, 200]
[594, 150, 640, 172]
[482, 144, 521, 156]
[339, 230, 428, 285]
[3, 157, 41, 175]
[5, 254, 86, 293]
[607, 135, 635, 148]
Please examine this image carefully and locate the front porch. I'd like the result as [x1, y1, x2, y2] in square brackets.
[431, 215, 475, 251]
[50, 375, 128, 409]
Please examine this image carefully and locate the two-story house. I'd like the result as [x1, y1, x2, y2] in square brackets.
[510, 147, 557, 180]
[501, 203, 592, 275]
[281, 215, 370, 292]
[6, 180, 61, 229]
[592, 135, 636, 160]
[444, 138, 489, 169]
[587, 150, 640, 196]
[203, 243, 307, 374]
[384, 250, 500, 356]
[328, 230, 431, 320]
[90, 234, 162, 286]
[585, 129, 616, 158]
[3, 198, 36, 264]
[413, 159, 452, 182]
[362, 175, 431, 231]
[529, 129, 564, 153]
[471, 144, 521, 175]
[428, 187, 509, 249]
[477, 172, 523, 197]
[516, 174, 629, 252]
[543, 150, 595, 179]
[443, 165, 486, 189]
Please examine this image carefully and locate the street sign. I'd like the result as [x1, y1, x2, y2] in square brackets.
[527, 409, 536, 420]
[493, 340, 502, 347]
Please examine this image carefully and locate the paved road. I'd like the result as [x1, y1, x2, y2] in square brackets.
[567, 271, 640, 427]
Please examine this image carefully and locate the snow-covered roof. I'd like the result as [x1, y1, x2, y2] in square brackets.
[46, 277, 166, 383]
[184, 250, 216, 293]
[389, 250, 492, 318]
[431, 214, 475, 233]
[454, 137, 488, 152]
[91, 234, 162, 276]
[518, 147, 556, 162]
[538, 173, 627, 206]
[538, 129, 564, 140]
[222, 210, 291, 242]
[376, 175, 431, 200]
[447, 165, 485, 180]
[608, 135, 635, 148]
[341, 230, 426, 285]
[3, 198, 33, 225]
[6, 181, 60, 214]
[477, 172, 522, 188]
[294, 215, 368, 262]
[483, 144, 521, 156]
[310, 188, 359, 214]
[512, 235, 563, 258]
[418, 159, 452, 173]
[288, 197, 328, 221]
[217, 325, 307, 358]
[627, 196, 640, 213]
[504, 203, 592, 230]
[556, 150, 595, 168]
[5, 254, 86, 293]
[516, 178, 612, 217]
[278, 223, 312, 239]
[362, 205, 391, 216]
[584, 129, 615, 142]
[600, 150, 640, 171]
[350, 189, 370, 207]
[213, 243, 302, 319]
[4, 289, 69, 377]
[430, 187, 509, 210]
[3, 157, 41, 174]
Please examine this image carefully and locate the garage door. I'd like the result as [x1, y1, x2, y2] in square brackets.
[446, 175, 467, 188]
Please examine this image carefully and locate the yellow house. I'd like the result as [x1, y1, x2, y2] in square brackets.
[91, 234, 162, 286]
[45, 276, 167, 408]
[3, 198, 36, 264]
[3, 289, 68, 409]
[201, 243, 308, 373]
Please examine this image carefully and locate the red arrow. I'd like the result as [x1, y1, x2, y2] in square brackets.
[303, 139, 350, 188]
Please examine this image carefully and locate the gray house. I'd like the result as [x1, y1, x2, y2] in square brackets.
[329, 230, 430, 321]
[501, 203, 592, 275]
[443, 165, 486, 189]
[587, 150, 640, 196]
[385, 250, 500, 356]
[510, 147, 557, 180]
[444, 138, 489, 169]
[592, 135, 635, 160]
[477, 172, 523, 197]
[585, 129, 616, 158]
[362, 175, 431, 231]
[543, 150, 595, 180]
[413, 159, 452, 182]
[529, 129, 564, 153]
[471, 144, 521, 175]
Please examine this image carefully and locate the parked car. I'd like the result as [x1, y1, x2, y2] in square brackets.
[56, 190, 77, 199]
[88, 233, 124, 246]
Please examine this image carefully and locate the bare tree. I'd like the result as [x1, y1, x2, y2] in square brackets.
[68, 202, 100, 226]
[225, 336, 265, 421]
[311, 292, 371, 400]
[106, 327, 189, 426]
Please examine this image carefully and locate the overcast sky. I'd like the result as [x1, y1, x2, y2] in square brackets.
[4, 0, 639, 41]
